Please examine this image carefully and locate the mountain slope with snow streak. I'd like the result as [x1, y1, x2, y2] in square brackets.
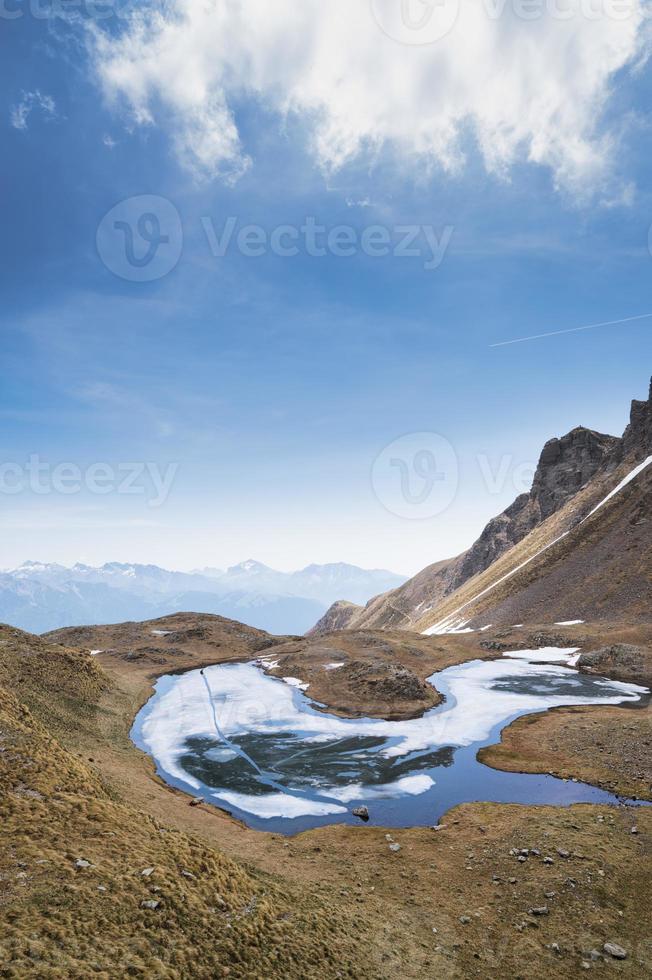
[313, 377, 652, 636]
[418, 453, 651, 633]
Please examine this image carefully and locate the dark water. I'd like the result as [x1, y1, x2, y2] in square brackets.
[132, 658, 649, 835]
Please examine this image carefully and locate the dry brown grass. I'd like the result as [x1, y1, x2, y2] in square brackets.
[0, 626, 372, 979]
[479, 702, 652, 803]
[2, 619, 652, 978]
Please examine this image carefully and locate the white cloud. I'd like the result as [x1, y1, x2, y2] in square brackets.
[10, 90, 56, 131]
[92, 0, 648, 198]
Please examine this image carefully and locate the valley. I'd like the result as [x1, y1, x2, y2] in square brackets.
[2, 612, 651, 977]
[2, 379, 651, 977]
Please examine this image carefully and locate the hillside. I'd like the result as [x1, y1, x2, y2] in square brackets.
[312, 378, 652, 636]
[0, 621, 372, 978]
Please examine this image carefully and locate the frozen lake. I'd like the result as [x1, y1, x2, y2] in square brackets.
[132, 651, 649, 834]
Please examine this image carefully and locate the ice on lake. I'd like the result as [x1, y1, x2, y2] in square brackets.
[132, 651, 648, 833]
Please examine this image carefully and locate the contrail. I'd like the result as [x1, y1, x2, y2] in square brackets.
[489, 312, 652, 348]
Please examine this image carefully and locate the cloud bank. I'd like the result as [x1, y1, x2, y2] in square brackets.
[93, 0, 648, 197]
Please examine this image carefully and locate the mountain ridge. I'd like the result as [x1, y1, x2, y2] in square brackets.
[312, 378, 652, 635]
[0, 559, 406, 636]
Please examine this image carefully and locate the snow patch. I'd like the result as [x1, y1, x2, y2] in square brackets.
[283, 676, 309, 691]
[503, 647, 581, 666]
[555, 620, 584, 626]
[326, 775, 435, 803]
[582, 454, 652, 524]
[323, 662, 345, 670]
[423, 617, 474, 636]
[215, 789, 347, 819]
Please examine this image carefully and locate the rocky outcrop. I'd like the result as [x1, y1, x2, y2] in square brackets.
[531, 427, 620, 517]
[622, 378, 652, 460]
[578, 644, 650, 686]
[449, 426, 619, 591]
[310, 600, 362, 634]
[342, 660, 430, 703]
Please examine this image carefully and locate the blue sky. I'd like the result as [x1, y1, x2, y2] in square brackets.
[1, 2, 651, 575]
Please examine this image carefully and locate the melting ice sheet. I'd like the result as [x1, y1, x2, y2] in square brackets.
[132, 655, 648, 834]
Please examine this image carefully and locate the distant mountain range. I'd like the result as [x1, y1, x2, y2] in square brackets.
[313, 377, 652, 635]
[0, 560, 406, 636]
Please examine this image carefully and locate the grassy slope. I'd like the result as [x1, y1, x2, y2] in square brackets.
[0, 625, 370, 979]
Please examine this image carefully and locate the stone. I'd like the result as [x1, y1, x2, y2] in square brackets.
[75, 859, 91, 869]
[141, 867, 155, 877]
[352, 806, 369, 822]
[578, 645, 645, 676]
[140, 900, 161, 910]
[189, 797, 203, 807]
[459, 916, 471, 924]
[556, 848, 570, 858]
[389, 843, 401, 853]
[603, 943, 627, 960]
[528, 906, 549, 916]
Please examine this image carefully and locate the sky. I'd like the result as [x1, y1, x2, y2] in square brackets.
[1, 0, 652, 576]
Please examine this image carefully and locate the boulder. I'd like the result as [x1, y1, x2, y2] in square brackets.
[603, 942, 627, 960]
